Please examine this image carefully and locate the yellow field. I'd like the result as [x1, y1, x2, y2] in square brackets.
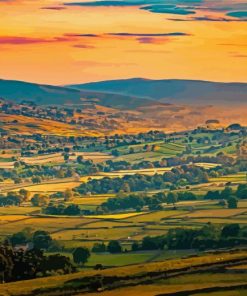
[0, 217, 97, 235]
[0, 162, 14, 169]
[100, 167, 172, 177]
[181, 209, 247, 218]
[22, 152, 113, 165]
[52, 227, 141, 241]
[194, 163, 221, 169]
[0, 151, 113, 169]
[239, 201, 247, 208]
[192, 218, 247, 224]
[0, 215, 29, 223]
[71, 196, 112, 206]
[85, 212, 144, 220]
[210, 172, 247, 183]
[78, 220, 134, 228]
[13, 181, 81, 193]
[125, 210, 186, 223]
[0, 113, 102, 137]
[0, 206, 40, 215]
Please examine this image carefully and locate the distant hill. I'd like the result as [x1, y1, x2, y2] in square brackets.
[1, 78, 246, 109]
[0, 79, 83, 105]
[69, 78, 247, 105]
[0, 79, 152, 109]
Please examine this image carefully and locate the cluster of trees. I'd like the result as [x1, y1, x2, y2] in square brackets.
[0, 164, 77, 185]
[31, 189, 75, 207]
[133, 223, 247, 251]
[0, 228, 93, 283]
[42, 203, 93, 216]
[86, 223, 247, 256]
[204, 184, 247, 209]
[75, 165, 209, 195]
[0, 228, 76, 282]
[9, 229, 54, 250]
[107, 153, 234, 170]
[98, 191, 197, 213]
[91, 241, 122, 254]
[0, 190, 30, 206]
[0, 242, 75, 283]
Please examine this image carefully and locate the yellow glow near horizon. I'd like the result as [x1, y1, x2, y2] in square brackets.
[0, 0, 246, 84]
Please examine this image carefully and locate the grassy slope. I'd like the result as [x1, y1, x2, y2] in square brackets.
[1, 250, 246, 295]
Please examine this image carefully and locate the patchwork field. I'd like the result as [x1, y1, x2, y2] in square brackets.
[1, 195, 246, 255]
[0, 151, 113, 169]
[180, 208, 247, 218]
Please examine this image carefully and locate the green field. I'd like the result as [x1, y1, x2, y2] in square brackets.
[0, 196, 246, 258]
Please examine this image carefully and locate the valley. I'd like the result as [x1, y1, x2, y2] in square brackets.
[0, 114, 246, 295]
[1, 0, 247, 294]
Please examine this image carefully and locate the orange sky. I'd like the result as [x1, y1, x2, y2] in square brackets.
[0, 0, 247, 84]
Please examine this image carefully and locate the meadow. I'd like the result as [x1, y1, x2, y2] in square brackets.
[0, 196, 246, 256]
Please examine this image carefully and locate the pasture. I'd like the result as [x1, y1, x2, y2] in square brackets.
[12, 181, 81, 193]
[22, 151, 113, 165]
[0, 196, 246, 259]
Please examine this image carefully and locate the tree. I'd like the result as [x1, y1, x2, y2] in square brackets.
[41, 254, 75, 275]
[9, 232, 28, 246]
[77, 155, 84, 164]
[142, 236, 165, 250]
[92, 243, 106, 253]
[111, 149, 120, 157]
[107, 240, 122, 253]
[19, 189, 31, 201]
[31, 194, 49, 207]
[221, 187, 233, 200]
[131, 242, 139, 252]
[218, 199, 226, 207]
[63, 189, 74, 201]
[204, 190, 221, 200]
[236, 184, 247, 199]
[129, 147, 135, 154]
[64, 154, 69, 162]
[227, 196, 238, 209]
[221, 224, 240, 238]
[64, 147, 70, 153]
[72, 247, 90, 265]
[120, 182, 130, 193]
[166, 192, 177, 207]
[64, 204, 80, 215]
[32, 231, 52, 250]
[32, 176, 42, 184]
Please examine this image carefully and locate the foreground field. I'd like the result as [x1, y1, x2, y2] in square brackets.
[1, 250, 246, 296]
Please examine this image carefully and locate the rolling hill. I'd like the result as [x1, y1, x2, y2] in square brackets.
[1, 78, 247, 109]
[69, 78, 247, 105]
[0, 79, 152, 109]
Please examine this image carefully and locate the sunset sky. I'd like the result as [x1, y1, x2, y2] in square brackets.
[0, 0, 247, 85]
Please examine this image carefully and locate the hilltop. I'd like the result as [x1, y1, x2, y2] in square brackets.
[0, 78, 247, 136]
[70, 78, 247, 105]
[0, 79, 152, 109]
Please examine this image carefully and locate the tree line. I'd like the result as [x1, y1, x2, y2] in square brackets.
[75, 165, 209, 195]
